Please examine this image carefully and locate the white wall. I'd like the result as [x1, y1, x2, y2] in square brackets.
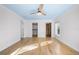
[24, 20, 54, 38]
[54, 5, 79, 52]
[0, 5, 24, 51]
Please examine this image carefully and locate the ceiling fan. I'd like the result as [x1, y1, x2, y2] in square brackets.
[31, 4, 46, 16]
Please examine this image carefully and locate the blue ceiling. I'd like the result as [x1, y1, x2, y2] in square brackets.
[4, 4, 72, 20]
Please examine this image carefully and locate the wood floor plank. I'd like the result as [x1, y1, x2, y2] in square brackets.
[0, 38, 79, 55]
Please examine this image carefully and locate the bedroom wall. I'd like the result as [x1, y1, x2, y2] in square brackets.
[24, 19, 54, 38]
[0, 5, 24, 51]
[54, 5, 79, 52]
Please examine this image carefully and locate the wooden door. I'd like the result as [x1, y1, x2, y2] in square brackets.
[46, 23, 51, 37]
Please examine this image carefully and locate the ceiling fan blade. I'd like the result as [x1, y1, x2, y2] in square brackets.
[41, 12, 46, 15]
[38, 4, 44, 11]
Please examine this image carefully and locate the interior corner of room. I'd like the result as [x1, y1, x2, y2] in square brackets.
[0, 4, 79, 55]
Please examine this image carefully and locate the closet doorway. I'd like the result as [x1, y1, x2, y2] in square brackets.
[32, 23, 38, 37]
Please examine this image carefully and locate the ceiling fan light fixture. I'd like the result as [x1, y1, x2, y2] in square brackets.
[37, 12, 43, 16]
[31, 4, 46, 16]
[31, 12, 45, 16]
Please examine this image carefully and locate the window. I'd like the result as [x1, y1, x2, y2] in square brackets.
[55, 22, 60, 36]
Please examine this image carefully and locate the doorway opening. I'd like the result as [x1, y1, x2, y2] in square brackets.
[46, 23, 51, 37]
[32, 23, 38, 37]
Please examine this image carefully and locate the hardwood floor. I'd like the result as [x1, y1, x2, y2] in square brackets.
[0, 37, 79, 55]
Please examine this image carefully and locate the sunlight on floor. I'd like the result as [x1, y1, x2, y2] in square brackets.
[10, 40, 53, 55]
[53, 42, 61, 54]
